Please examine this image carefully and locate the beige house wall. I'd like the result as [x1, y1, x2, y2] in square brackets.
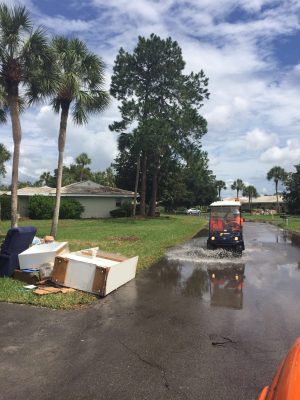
[70, 196, 120, 218]
[17, 195, 131, 219]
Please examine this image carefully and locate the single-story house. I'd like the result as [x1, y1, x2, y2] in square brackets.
[16, 181, 135, 218]
[224, 195, 284, 211]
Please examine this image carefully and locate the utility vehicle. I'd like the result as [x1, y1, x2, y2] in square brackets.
[207, 200, 245, 255]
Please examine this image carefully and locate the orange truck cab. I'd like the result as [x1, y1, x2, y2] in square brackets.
[258, 338, 300, 400]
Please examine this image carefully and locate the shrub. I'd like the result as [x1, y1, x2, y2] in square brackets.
[59, 199, 84, 219]
[0, 195, 11, 220]
[28, 195, 54, 219]
[110, 208, 127, 218]
[121, 201, 133, 217]
[28, 195, 84, 219]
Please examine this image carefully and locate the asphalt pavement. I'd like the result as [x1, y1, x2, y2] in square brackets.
[1, 222, 300, 400]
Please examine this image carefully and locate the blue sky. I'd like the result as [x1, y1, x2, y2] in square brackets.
[2, 0, 300, 197]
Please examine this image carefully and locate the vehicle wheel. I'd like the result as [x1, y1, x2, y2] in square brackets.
[207, 243, 214, 250]
[189, 212, 192, 215]
[234, 245, 243, 257]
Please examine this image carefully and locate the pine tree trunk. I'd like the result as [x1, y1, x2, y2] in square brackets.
[149, 168, 158, 217]
[140, 153, 147, 216]
[51, 105, 69, 237]
[8, 85, 21, 228]
[133, 153, 140, 217]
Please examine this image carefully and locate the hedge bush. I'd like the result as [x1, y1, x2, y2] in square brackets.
[110, 208, 127, 218]
[0, 195, 11, 220]
[28, 195, 54, 219]
[28, 195, 84, 219]
[60, 199, 84, 219]
[121, 201, 133, 217]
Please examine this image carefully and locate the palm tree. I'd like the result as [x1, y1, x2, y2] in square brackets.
[215, 180, 226, 200]
[75, 152, 91, 181]
[38, 171, 54, 187]
[242, 185, 258, 211]
[231, 179, 245, 198]
[0, 4, 56, 227]
[0, 143, 10, 178]
[50, 36, 109, 237]
[267, 166, 287, 212]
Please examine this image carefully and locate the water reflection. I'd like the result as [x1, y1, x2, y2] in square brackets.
[208, 264, 245, 310]
[182, 268, 209, 298]
[291, 233, 300, 247]
[151, 256, 246, 310]
[151, 260, 182, 288]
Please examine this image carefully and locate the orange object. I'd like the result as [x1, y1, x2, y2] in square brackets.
[44, 235, 54, 243]
[210, 219, 224, 231]
[258, 338, 300, 399]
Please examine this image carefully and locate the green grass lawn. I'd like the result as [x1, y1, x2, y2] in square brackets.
[244, 213, 300, 234]
[0, 215, 207, 309]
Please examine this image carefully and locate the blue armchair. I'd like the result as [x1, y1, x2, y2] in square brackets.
[0, 226, 37, 277]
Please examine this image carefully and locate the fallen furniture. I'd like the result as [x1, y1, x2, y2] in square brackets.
[0, 226, 37, 277]
[18, 241, 69, 270]
[13, 269, 41, 285]
[51, 248, 138, 296]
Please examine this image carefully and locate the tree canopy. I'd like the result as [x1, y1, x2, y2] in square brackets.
[231, 179, 245, 198]
[242, 185, 258, 210]
[283, 163, 300, 214]
[110, 33, 210, 215]
[267, 165, 287, 211]
[0, 143, 10, 178]
[215, 180, 226, 200]
[49, 36, 110, 237]
[0, 4, 56, 226]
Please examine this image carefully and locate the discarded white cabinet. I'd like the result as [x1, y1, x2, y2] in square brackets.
[51, 248, 138, 296]
[18, 242, 69, 270]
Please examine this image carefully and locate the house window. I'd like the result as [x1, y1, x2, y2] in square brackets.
[116, 200, 121, 207]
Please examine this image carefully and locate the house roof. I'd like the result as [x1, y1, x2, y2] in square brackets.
[223, 195, 284, 204]
[17, 186, 53, 196]
[17, 181, 135, 198]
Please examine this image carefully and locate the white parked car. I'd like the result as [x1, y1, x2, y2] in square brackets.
[186, 208, 201, 215]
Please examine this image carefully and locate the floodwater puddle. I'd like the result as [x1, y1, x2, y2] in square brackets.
[149, 223, 300, 311]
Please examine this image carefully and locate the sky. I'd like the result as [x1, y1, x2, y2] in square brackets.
[1, 0, 300, 197]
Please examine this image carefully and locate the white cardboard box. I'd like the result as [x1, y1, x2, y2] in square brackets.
[51, 248, 138, 296]
[18, 242, 69, 270]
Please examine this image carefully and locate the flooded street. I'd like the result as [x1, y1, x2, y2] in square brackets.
[1, 222, 300, 400]
[143, 221, 300, 399]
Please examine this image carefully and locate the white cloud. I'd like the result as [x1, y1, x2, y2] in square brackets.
[1, 0, 300, 193]
[245, 128, 279, 150]
[41, 16, 92, 34]
[260, 139, 300, 166]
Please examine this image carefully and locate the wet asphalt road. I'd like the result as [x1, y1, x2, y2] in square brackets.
[1, 222, 300, 400]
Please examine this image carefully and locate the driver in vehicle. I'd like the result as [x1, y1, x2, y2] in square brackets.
[224, 209, 242, 230]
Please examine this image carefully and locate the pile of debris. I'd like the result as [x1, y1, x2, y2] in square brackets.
[14, 236, 138, 297]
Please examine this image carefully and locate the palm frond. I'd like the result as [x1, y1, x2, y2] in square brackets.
[50, 97, 61, 114]
[72, 101, 88, 125]
[50, 36, 109, 124]
[24, 28, 58, 104]
[0, 4, 32, 33]
[0, 4, 32, 57]
[0, 108, 6, 124]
